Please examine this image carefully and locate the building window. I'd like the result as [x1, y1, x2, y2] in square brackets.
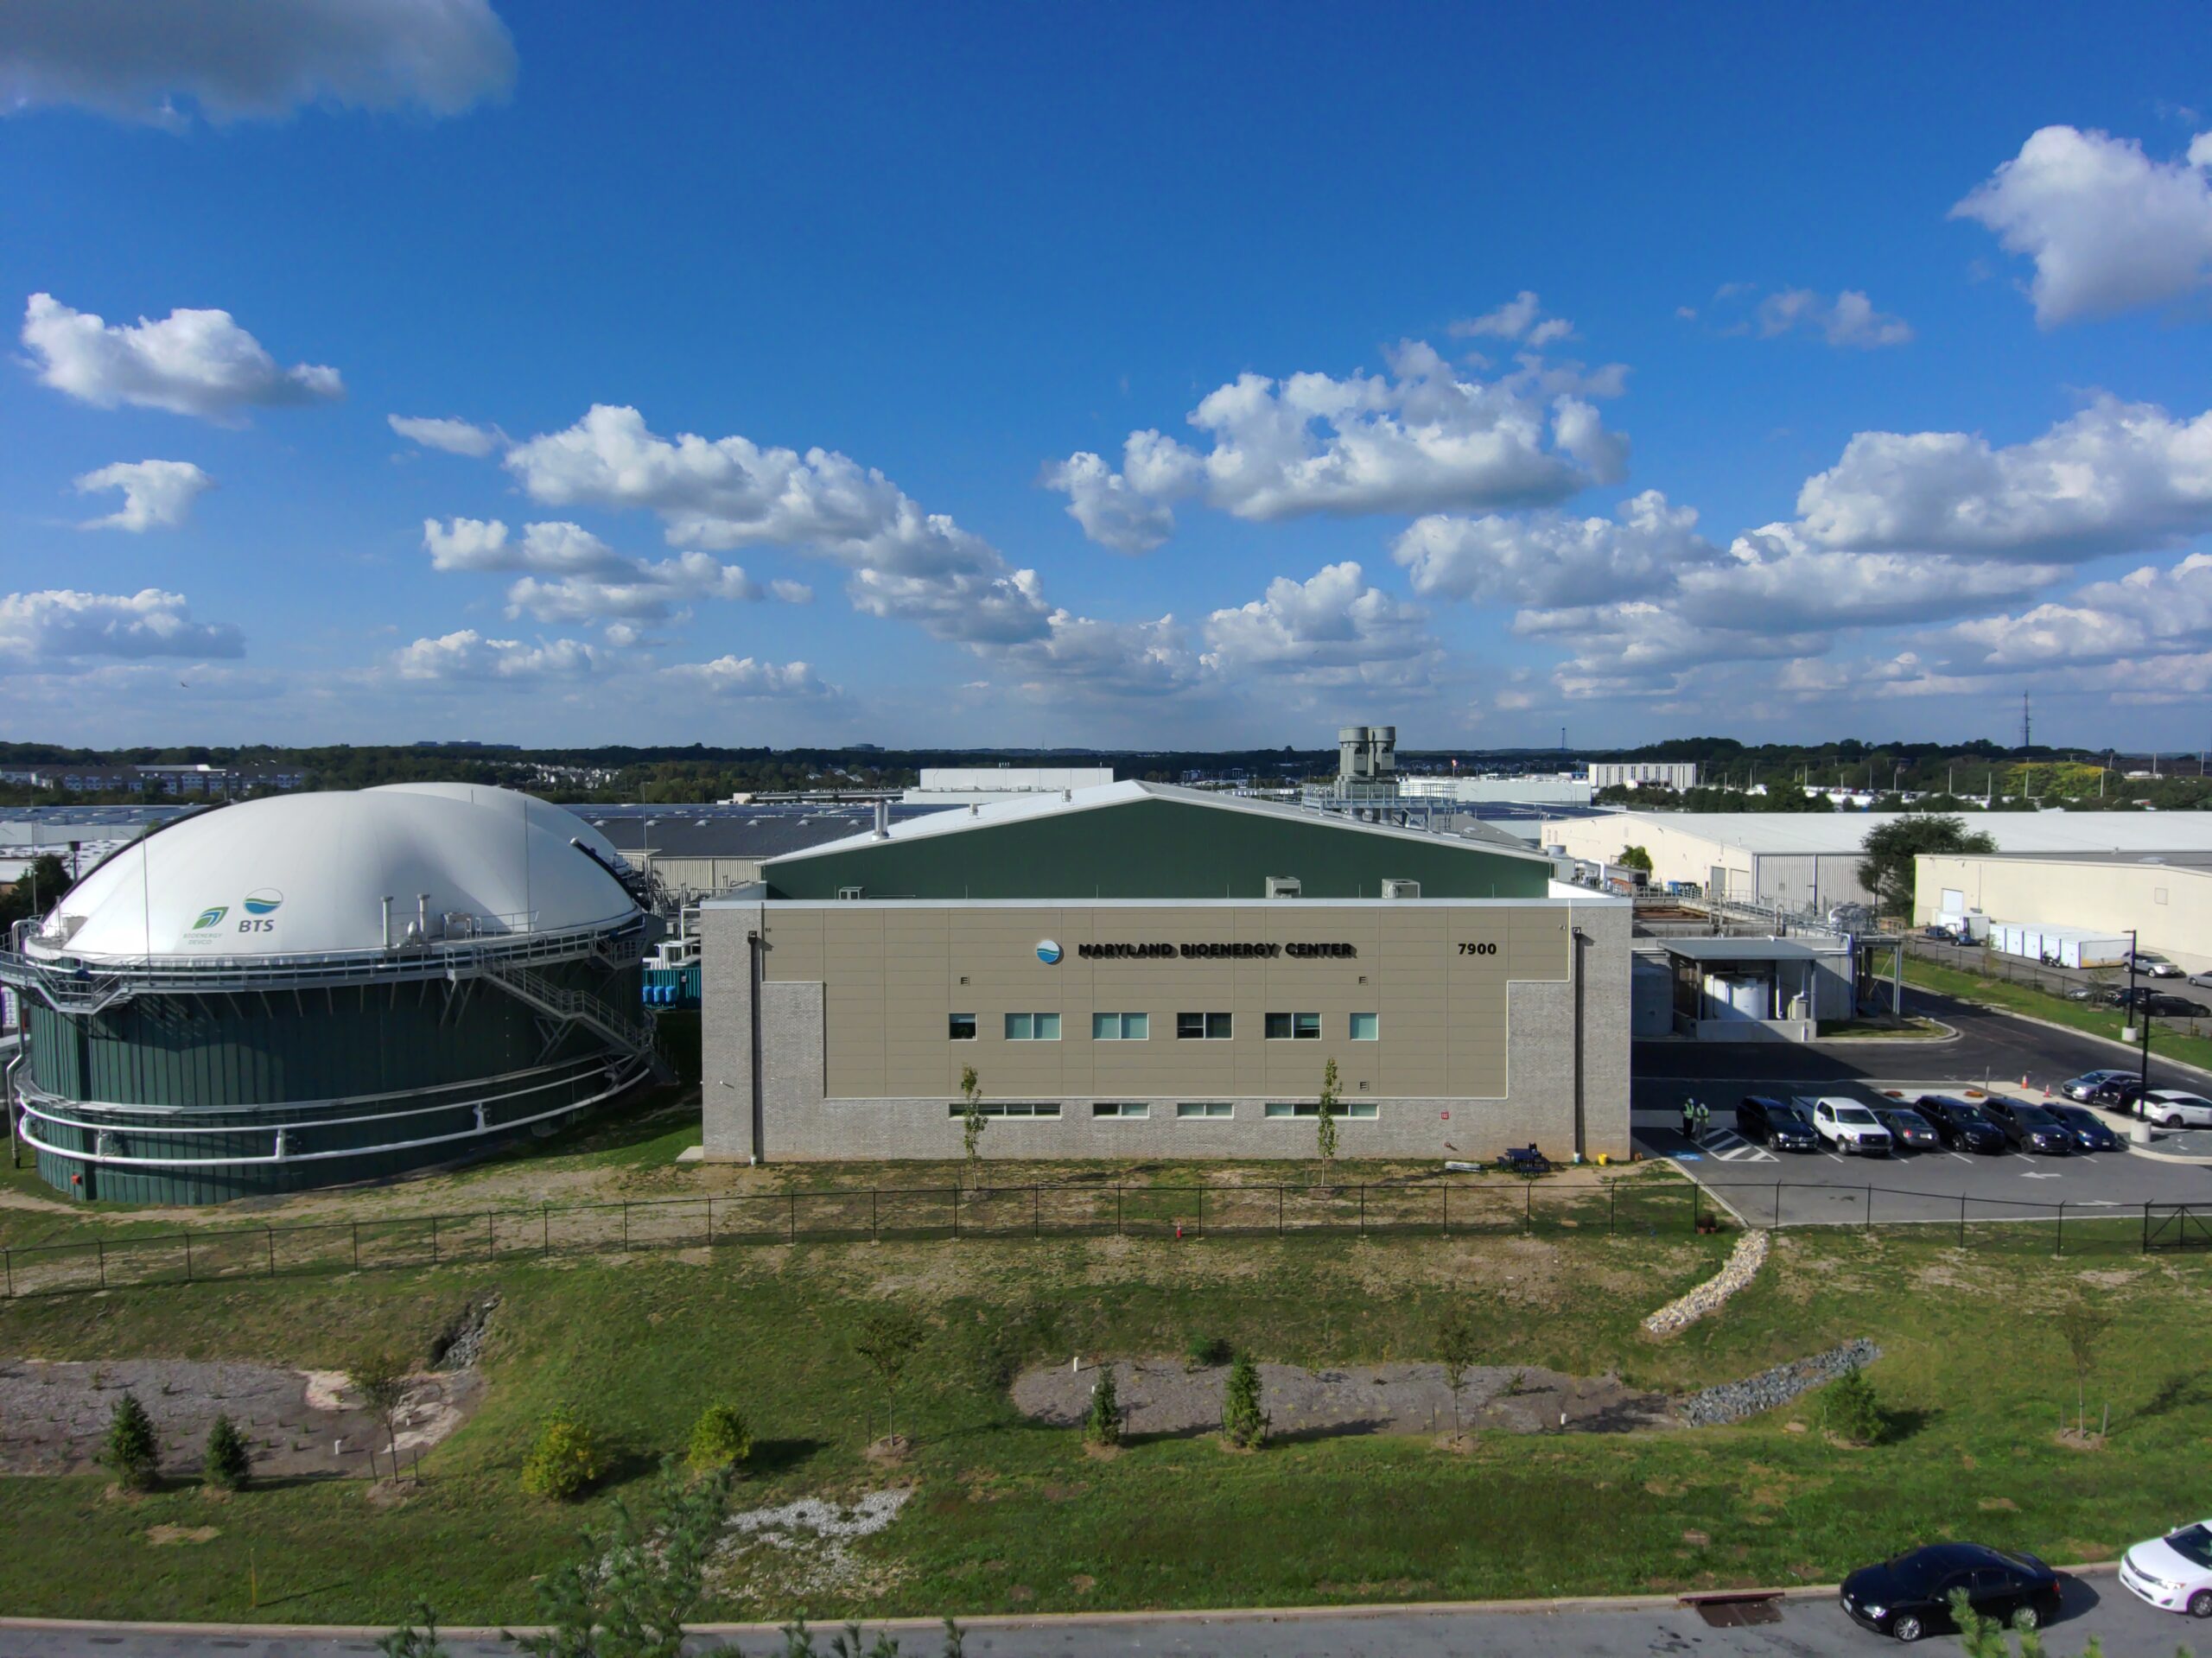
[949, 1013, 977, 1041]
[1091, 1102, 1150, 1119]
[1004, 1013, 1062, 1041]
[1349, 1013, 1379, 1041]
[1176, 1102, 1234, 1119]
[1265, 1101, 1376, 1119]
[1265, 1012, 1321, 1040]
[1344, 1102, 1378, 1119]
[1091, 1012, 1149, 1040]
[1177, 1012, 1233, 1039]
[945, 1101, 1061, 1118]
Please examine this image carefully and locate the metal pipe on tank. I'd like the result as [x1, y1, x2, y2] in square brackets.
[381, 896, 394, 950]
[417, 894, 431, 939]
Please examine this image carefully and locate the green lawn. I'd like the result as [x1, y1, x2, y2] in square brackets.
[2, 1221, 2205, 1624]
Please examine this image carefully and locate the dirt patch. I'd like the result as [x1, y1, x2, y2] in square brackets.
[146, 1524, 219, 1546]
[0, 1357, 482, 1479]
[1980, 1496, 2019, 1511]
[1013, 1357, 1677, 1439]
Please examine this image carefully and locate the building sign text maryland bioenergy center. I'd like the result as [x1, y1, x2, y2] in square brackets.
[1072, 940, 1359, 960]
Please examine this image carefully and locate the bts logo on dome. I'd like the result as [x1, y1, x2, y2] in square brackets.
[242, 890, 283, 916]
[1035, 939, 1062, 965]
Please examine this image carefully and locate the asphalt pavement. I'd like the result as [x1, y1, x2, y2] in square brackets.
[0, 1568, 2190, 1657]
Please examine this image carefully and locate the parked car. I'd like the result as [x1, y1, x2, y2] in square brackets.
[2120, 1520, 2212, 1618]
[1802, 1096, 1894, 1155]
[2089, 1077, 2150, 1114]
[1872, 1104, 1942, 1151]
[2044, 1102, 2124, 1152]
[2060, 1069, 2137, 1102]
[1840, 1542, 2062, 1642]
[1921, 924, 1964, 943]
[2139, 1090, 2212, 1129]
[2111, 987, 2209, 1018]
[2133, 950, 2186, 979]
[2067, 984, 2124, 1004]
[1916, 1095, 2009, 1153]
[1736, 1095, 1819, 1152]
[1982, 1096, 2075, 1154]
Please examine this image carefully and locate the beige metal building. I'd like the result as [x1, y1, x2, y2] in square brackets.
[700, 783, 1630, 1162]
[1915, 852, 2212, 975]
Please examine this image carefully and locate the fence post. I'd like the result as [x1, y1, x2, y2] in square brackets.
[1524, 1179, 1532, 1235]
[430, 1215, 439, 1265]
[542, 1203, 550, 1255]
[265, 1224, 275, 1276]
[1961, 1192, 1967, 1248]
[626, 1202, 633, 1249]
[2143, 1201, 2152, 1254]
[1442, 1185, 1449, 1238]
[785, 1192, 793, 1244]
[951, 1185, 960, 1240]
[2056, 1201, 2065, 1256]
[1198, 1185, 1206, 1239]
[98, 1236, 106, 1290]
[186, 1232, 194, 1283]
[1116, 1185, 1122, 1236]
[1866, 1185, 1873, 1232]
[350, 1223, 358, 1273]
[3, 1247, 10, 1298]
[1608, 1185, 1617, 1236]
[1276, 1185, 1282, 1236]
[871, 1188, 879, 1243]
[1692, 1181, 1700, 1233]
[1033, 1185, 1040, 1239]
[1775, 1182, 1783, 1231]
[703, 1197, 713, 1248]
[1358, 1185, 1365, 1236]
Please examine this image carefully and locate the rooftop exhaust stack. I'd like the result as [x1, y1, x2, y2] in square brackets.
[873, 799, 890, 839]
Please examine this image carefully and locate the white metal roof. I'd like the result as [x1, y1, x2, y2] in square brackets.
[34, 787, 637, 962]
[766, 779, 1553, 867]
[1541, 810, 2212, 859]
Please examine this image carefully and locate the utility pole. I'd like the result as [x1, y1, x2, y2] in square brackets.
[2021, 689, 2032, 753]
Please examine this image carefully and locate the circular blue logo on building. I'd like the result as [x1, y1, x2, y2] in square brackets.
[1036, 939, 1062, 965]
[243, 889, 283, 916]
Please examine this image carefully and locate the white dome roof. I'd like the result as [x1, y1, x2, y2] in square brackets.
[366, 783, 634, 873]
[36, 788, 639, 962]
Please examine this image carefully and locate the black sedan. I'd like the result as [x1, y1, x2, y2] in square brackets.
[1872, 1104, 1942, 1151]
[1916, 1095, 2009, 1153]
[1841, 1542, 2062, 1642]
[1982, 1096, 2075, 1154]
[2090, 1076, 2150, 1114]
[2044, 1102, 2124, 1152]
[1736, 1094, 1819, 1152]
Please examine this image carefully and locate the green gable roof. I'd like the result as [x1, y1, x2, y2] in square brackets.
[761, 785, 1551, 901]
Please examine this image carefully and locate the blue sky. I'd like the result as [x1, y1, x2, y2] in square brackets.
[3, 1, 2212, 753]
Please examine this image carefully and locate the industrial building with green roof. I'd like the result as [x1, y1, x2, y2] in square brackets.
[701, 782, 1629, 1164]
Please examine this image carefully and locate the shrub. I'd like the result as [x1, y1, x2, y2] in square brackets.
[687, 1402, 753, 1475]
[521, 1408, 603, 1501]
[1183, 1332, 1230, 1370]
[1821, 1364, 1888, 1445]
[1084, 1366, 1122, 1447]
[103, 1390, 160, 1490]
[203, 1412, 251, 1491]
[1221, 1353, 1267, 1450]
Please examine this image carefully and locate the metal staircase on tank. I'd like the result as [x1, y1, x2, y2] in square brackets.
[480, 958, 656, 1058]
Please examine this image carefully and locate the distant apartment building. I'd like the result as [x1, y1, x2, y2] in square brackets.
[25, 764, 308, 796]
[1587, 762, 1699, 791]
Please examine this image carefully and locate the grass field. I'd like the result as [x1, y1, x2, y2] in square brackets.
[3, 1205, 2207, 1626]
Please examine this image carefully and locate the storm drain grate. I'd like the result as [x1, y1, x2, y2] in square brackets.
[1686, 1594, 1784, 1628]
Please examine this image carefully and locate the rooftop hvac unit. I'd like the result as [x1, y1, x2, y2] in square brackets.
[1265, 875, 1302, 899]
[1381, 878, 1421, 899]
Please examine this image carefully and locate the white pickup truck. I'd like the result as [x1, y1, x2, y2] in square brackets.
[1796, 1096, 1894, 1156]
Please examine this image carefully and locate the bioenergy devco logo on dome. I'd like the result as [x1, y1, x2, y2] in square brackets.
[183, 890, 283, 948]
[1035, 939, 1062, 965]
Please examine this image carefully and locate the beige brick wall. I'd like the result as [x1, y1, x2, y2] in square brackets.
[701, 897, 1630, 1162]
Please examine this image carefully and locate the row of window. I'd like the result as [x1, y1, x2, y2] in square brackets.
[959, 1011, 1381, 1043]
[941, 1101, 1382, 1121]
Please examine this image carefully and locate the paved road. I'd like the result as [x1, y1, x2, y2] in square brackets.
[0, 1570, 2191, 1657]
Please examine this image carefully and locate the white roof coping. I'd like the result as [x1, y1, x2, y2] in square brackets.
[1540, 810, 2212, 858]
[764, 779, 1552, 867]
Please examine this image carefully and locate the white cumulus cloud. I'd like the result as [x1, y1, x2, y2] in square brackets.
[390, 413, 503, 456]
[660, 656, 835, 698]
[1202, 562, 1436, 682]
[1451, 290, 1575, 346]
[0, 588, 243, 664]
[1942, 553, 2212, 669]
[0, 0, 516, 127]
[1045, 340, 1625, 551]
[391, 629, 596, 682]
[22, 293, 342, 421]
[1393, 490, 1719, 607]
[73, 459, 213, 531]
[504, 403, 1053, 645]
[1952, 125, 2212, 326]
[1755, 288, 1913, 347]
[1791, 397, 2212, 560]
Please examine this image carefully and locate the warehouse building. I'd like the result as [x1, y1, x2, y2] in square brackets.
[700, 781, 1630, 1162]
[2, 784, 653, 1203]
[1587, 762, 1699, 791]
[1915, 851, 2212, 976]
[1541, 810, 2212, 916]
